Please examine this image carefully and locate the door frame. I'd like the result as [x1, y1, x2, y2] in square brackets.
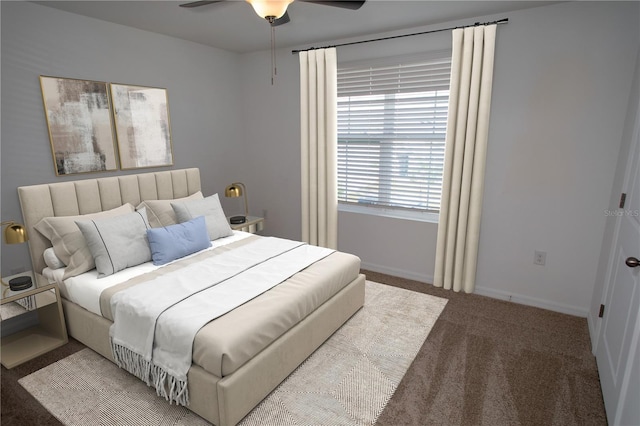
[594, 90, 640, 425]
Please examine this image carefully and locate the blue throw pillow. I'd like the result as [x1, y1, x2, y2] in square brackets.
[147, 216, 211, 266]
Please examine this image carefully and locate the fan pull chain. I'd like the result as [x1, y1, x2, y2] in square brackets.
[270, 25, 277, 85]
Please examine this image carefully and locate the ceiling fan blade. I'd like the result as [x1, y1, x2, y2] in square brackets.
[271, 11, 291, 27]
[179, 1, 223, 8]
[299, 0, 366, 10]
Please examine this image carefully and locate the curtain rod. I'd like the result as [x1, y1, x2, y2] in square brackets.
[291, 17, 508, 54]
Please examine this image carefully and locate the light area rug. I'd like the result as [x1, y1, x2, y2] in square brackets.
[19, 281, 447, 426]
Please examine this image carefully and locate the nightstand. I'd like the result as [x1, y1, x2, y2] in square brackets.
[1, 271, 68, 368]
[229, 216, 264, 234]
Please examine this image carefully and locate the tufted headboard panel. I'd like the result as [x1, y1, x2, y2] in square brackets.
[18, 168, 201, 277]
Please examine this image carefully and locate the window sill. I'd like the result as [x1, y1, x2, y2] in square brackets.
[338, 203, 439, 224]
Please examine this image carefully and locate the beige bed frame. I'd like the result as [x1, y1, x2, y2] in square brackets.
[18, 168, 365, 426]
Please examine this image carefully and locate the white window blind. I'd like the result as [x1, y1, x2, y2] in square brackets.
[337, 53, 451, 213]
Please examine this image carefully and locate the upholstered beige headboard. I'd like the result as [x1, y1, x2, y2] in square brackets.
[18, 168, 201, 277]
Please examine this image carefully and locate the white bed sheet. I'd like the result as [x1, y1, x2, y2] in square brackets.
[43, 231, 253, 316]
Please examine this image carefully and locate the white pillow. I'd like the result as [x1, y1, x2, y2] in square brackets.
[76, 208, 152, 278]
[136, 191, 204, 228]
[171, 194, 233, 241]
[43, 247, 66, 270]
[34, 204, 136, 279]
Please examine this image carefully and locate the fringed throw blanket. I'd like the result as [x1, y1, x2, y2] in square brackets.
[106, 237, 334, 406]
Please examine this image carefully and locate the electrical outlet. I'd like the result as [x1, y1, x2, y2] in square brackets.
[534, 250, 546, 266]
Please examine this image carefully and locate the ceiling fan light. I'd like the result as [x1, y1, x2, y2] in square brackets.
[246, 0, 293, 20]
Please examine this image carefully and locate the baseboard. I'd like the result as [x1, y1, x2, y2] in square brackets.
[362, 262, 589, 317]
[360, 261, 434, 285]
[474, 285, 589, 318]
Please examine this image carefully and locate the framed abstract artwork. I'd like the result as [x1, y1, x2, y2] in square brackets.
[40, 76, 118, 176]
[110, 83, 174, 170]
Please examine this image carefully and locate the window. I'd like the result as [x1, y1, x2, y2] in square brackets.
[337, 52, 451, 216]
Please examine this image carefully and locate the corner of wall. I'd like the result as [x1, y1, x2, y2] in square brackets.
[474, 285, 590, 318]
[587, 311, 601, 354]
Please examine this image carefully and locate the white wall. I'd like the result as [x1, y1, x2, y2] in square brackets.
[237, 1, 640, 316]
[1, 2, 242, 274]
[473, 1, 638, 316]
[234, 49, 303, 242]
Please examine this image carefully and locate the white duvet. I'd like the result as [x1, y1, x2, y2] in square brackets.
[109, 236, 333, 406]
[43, 231, 253, 316]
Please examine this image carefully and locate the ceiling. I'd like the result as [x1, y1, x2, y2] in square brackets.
[36, 1, 559, 53]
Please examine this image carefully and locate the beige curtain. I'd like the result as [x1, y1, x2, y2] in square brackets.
[299, 48, 338, 249]
[434, 25, 497, 293]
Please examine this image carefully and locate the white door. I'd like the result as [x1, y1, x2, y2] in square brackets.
[596, 103, 640, 426]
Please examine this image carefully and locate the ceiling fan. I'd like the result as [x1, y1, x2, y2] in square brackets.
[179, 0, 366, 26]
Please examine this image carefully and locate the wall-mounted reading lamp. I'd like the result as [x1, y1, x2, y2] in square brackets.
[2, 221, 28, 245]
[224, 183, 249, 225]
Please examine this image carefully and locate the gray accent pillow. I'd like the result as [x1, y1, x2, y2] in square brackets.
[76, 208, 152, 278]
[171, 194, 233, 241]
[136, 191, 204, 228]
[34, 204, 135, 279]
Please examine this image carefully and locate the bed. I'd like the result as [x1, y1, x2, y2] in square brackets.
[17, 168, 365, 426]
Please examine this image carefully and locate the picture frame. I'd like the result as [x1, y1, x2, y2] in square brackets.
[40, 76, 118, 176]
[110, 83, 174, 170]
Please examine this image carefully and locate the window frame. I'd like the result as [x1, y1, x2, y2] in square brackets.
[336, 50, 451, 223]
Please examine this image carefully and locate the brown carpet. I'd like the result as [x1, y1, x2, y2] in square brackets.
[366, 270, 607, 426]
[1, 270, 607, 426]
